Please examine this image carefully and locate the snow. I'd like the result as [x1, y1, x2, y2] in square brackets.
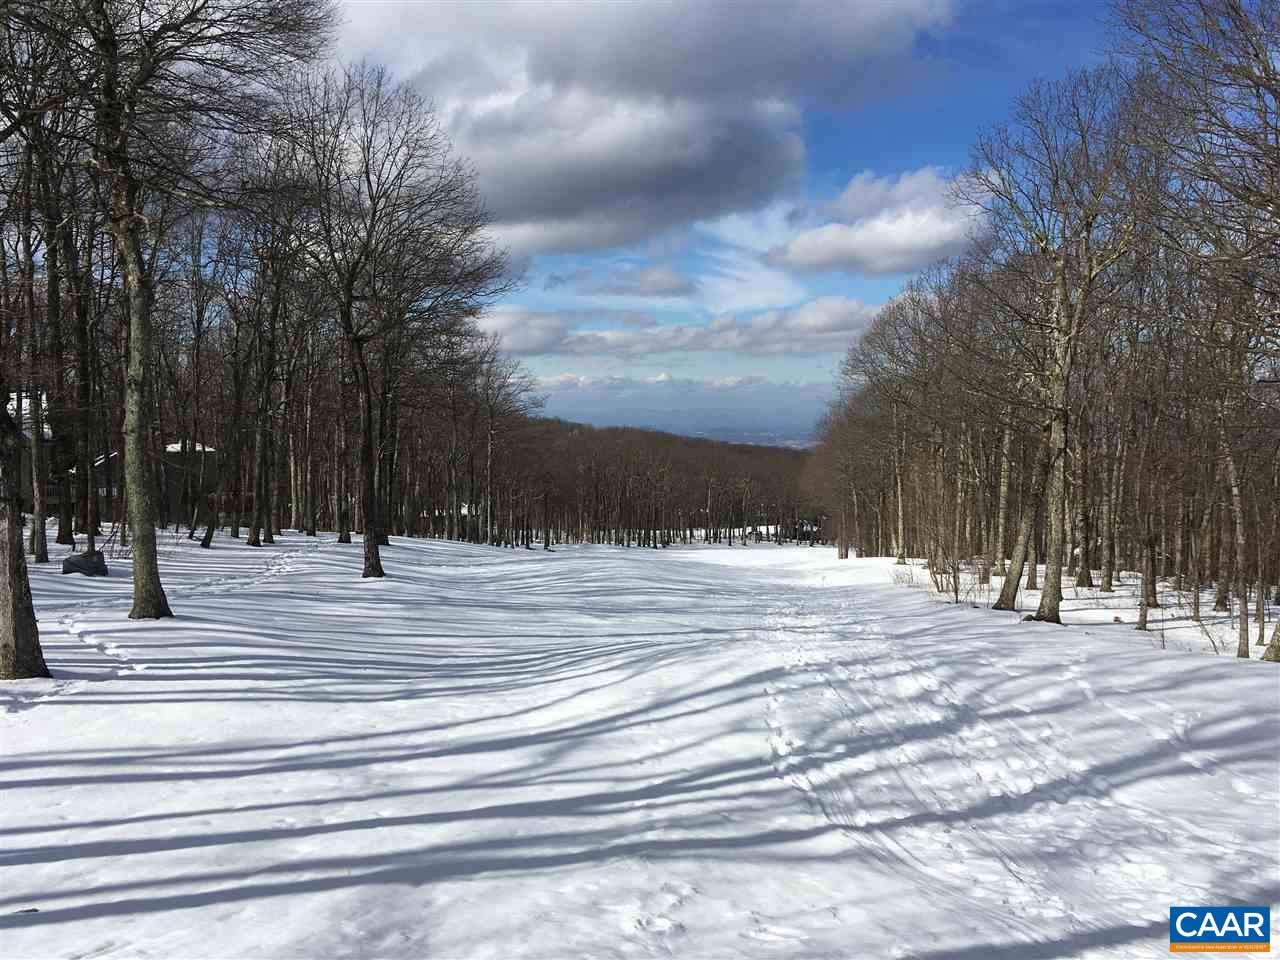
[2, 534, 1277, 958]
[903, 560, 1278, 658]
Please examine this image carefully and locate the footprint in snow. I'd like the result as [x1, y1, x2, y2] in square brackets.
[744, 914, 808, 944]
[1230, 777, 1258, 796]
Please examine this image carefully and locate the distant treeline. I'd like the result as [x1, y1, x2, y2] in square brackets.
[469, 418, 818, 549]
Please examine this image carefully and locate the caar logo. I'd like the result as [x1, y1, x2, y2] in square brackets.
[1170, 906, 1270, 953]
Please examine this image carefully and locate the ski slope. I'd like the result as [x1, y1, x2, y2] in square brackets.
[2, 533, 1277, 959]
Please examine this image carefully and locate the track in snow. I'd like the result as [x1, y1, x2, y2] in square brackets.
[1, 534, 1277, 959]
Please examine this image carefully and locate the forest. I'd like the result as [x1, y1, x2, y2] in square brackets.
[808, 0, 1280, 660]
[0, 0, 820, 680]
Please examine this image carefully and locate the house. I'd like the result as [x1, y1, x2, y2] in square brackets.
[70, 442, 219, 525]
[5, 392, 60, 515]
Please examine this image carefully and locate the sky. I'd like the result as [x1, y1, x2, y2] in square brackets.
[338, 0, 1109, 446]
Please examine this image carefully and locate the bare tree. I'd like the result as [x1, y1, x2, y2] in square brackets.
[959, 67, 1139, 623]
[69, 0, 332, 617]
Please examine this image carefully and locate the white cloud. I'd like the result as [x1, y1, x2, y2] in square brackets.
[479, 306, 573, 353]
[770, 166, 979, 275]
[773, 207, 974, 274]
[699, 202, 808, 253]
[830, 166, 950, 221]
[593, 265, 696, 297]
[479, 296, 878, 358]
[698, 247, 810, 315]
[547, 264, 696, 298]
[691, 203, 812, 314]
[536, 372, 817, 394]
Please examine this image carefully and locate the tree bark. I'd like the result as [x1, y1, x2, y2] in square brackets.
[95, 23, 171, 618]
[117, 221, 172, 619]
[0, 405, 49, 679]
[1220, 422, 1249, 658]
[994, 428, 1011, 576]
[348, 333, 384, 577]
[1034, 413, 1067, 623]
[994, 439, 1050, 611]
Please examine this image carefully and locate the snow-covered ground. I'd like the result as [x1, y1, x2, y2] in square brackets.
[2, 533, 1277, 958]
[903, 559, 1279, 658]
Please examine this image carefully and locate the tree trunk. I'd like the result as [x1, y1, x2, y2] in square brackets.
[1136, 537, 1150, 632]
[894, 428, 907, 564]
[68, 218, 97, 552]
[1262, 617, 1280, 662]
[1073, 418, 1092, 587]
[994, 440, 1050, 611]
[246, 419, 265, 547]
[994, 428, 1011, 576]
[95, 17, 171, 617]
[1211, 498, 1231, 612]
[19, 149, 48, 565]
[1255, 503, 1268, 646]
[117, 218, 172, 619]
[0, 406, 49, 679]
[349, 337, 384, 578]
[1220, 423, 1249, 658]
[1026, 523, 1039, 591]
[1034, 412, 1067, 623]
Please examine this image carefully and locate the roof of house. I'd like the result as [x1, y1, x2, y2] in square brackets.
[4, 393, 52, 441]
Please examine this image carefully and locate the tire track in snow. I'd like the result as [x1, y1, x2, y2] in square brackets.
[759, 570, 1243, 948]
[759, 587, 1079, 945]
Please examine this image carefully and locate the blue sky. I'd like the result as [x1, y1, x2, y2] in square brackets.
[340, 0, 1109, 444]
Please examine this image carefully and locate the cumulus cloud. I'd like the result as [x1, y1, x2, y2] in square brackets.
[478, 307, 574, 354]
[545, 264, 696, 297]
[830, 166, 950, 220]
[773, 208, 974, 274]
[592, 265, 696, 298]
[700, 202, 810, 254]
[338, 1, 953, 256]
[478, 296, 878, 358]
[769, 166, 979, 275]
[468, 94, 805, 255]
[341, 2, 951, 102]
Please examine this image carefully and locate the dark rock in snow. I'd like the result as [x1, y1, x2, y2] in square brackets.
[62, 551, 108, 577]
